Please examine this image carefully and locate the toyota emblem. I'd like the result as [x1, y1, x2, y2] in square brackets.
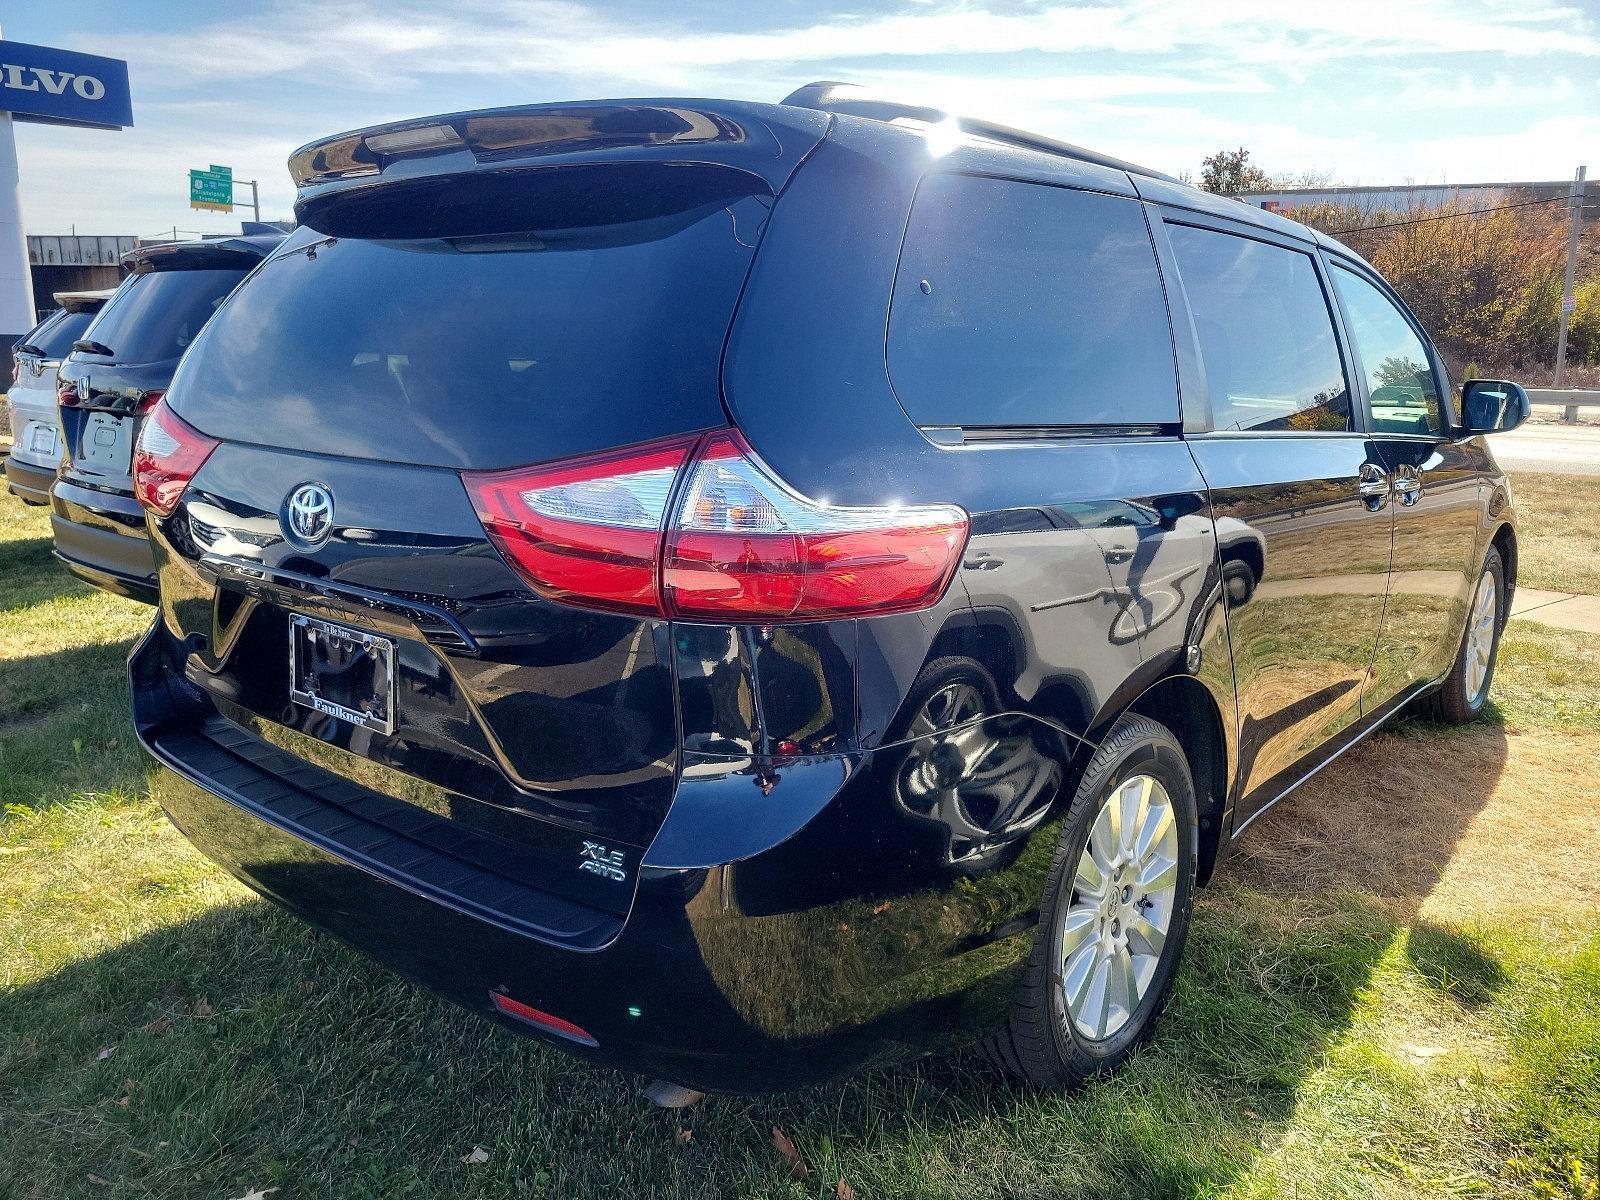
[284, 482, 335, 547]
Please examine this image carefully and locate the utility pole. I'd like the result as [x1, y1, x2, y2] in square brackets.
[1555, 164, 1587, 423]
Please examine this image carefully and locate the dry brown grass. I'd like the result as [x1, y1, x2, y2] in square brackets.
[1231, 726, 1600, 922]
[1508, 472, 1600, 596]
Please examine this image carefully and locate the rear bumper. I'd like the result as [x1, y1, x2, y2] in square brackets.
[130, 624, 1052, 1091]
[49, 477, 157, 603]
[5, 454, 53, 505]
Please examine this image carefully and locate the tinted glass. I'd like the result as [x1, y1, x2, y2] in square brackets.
[1169, 225, 1350, 433]
[888, 174, 1177, 427]
[1332, 264, 1443, 436]
[80, 268, 247, 364]
[171, 172, 766, 471]
[30, 308, 97, 359]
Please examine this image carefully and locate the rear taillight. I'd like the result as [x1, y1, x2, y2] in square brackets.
[464, 430, 968, 622]
[466, 435, 700, 616]
[57, 382, 80, 407]
[133, 398, 219, 517]
[136, 388, 166, 415]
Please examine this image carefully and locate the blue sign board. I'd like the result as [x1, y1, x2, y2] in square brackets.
[0, 39, 132, 130]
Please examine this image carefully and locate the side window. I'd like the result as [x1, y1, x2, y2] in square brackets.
[888, 174, 1178, 428]
[1168, 224, 1351, 433]
[1331, 264, 1444, 436]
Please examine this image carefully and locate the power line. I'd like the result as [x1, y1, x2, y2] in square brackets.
[1330, 193, 1582, 234]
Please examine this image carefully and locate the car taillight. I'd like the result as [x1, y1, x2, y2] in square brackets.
[463, 430, 968, 622]
[465, 435, 699, 616]
[58, 382, 80, 407]
[136, 388, 166, 415]
[133, 398, 219, 517]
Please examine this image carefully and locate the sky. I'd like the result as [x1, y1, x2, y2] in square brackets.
[5, 0, 1598, 237]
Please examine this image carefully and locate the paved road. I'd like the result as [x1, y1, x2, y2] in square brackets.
[1494, 421, 1600, 477]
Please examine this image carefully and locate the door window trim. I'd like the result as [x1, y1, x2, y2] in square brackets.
[1321, 253, 1455, 439]
[1155, 207, 1364, 439]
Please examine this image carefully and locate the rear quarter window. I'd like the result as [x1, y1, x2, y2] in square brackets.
[888, 173, 1178, 429]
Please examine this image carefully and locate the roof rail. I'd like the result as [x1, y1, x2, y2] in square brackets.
[781, 81, 1181, 185]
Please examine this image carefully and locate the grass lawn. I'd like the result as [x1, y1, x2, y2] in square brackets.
[1506, 471, 1600, 596]
[3, 495, 1599, 1200]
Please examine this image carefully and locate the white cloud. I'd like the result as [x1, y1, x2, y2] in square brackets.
[15, 0, 1599, 233]
[100, 0, 1600, 87]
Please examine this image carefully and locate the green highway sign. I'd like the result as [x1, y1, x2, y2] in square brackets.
[189, 163, 233, 211]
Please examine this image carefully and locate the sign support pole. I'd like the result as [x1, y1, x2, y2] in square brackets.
[1554, 165, 1587, 424]
[0, 19, 38, 337]
[0, 110, 36, 335]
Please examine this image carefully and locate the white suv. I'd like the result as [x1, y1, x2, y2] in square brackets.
[5, 290, 116, 504]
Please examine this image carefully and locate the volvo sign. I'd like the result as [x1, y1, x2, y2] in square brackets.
[0, 40, 132, 130]
[0, 30, 131, 355]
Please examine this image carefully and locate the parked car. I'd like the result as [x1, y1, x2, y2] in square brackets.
[4, 290, 116, 504]
[51, 234, 284, 602]
[128, 87, 1526, 1097]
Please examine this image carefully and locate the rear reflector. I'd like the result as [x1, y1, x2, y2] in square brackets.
[489, 992, 599, 1046]
[133, 398, 220, 517]
[464, 429, 968, 621]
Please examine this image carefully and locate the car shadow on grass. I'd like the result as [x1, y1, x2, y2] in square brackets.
[0, 721, 1517, 1199]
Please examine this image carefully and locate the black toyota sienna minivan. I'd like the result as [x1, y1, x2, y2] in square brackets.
[130, 85, 1527, 1095]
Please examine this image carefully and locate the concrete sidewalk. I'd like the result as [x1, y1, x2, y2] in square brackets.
[1509, 587, 1600, 635]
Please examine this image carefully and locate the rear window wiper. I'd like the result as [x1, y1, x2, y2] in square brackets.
[14, 341, 46, 357]
[72, 339, 115, 357]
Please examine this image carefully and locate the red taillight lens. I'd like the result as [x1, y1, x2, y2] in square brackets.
[464, 430, 968, 622]
[464, 435, 699, 616]
[135, 388, 166, 415]
[132, 398, 219, 517]
[58, 382, 80, 408]
[664, 432, 968, 620]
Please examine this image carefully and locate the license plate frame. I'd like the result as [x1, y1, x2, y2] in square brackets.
[288, 614, 397, 735]
[28, 422, 58, 456]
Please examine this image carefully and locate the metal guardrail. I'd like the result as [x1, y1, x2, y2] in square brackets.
[1526, 388, 1600, 424]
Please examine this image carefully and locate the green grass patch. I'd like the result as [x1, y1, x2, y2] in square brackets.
[1507, 472, 1600, 596]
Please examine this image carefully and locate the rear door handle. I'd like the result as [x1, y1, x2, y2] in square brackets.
[1393, 464, 1423, 505]
[1357, 463, 1390, 510]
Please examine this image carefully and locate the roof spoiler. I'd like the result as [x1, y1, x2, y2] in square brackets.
[121, 236, 281, 273]
[287, 101, 812, 190]
[781, 81, 1181, 185]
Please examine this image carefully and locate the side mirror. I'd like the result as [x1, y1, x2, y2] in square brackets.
[1458, 379, 1530, 435]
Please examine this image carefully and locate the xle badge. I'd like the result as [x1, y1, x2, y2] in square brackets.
[579, 841, 626, 883]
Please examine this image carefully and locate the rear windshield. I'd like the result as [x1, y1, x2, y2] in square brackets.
[170, 164, 769, 470]
[79, 267, 248, 365]
[26, 308, 98, 359]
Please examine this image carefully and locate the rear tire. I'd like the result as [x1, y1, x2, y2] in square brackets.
[1427, 546, 1505, 725]
[981, 713, 1196, 1089]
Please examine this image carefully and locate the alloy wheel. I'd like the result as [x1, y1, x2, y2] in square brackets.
[1056, 774, 1180, 1041]
[1465, 569, 1498, 704]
